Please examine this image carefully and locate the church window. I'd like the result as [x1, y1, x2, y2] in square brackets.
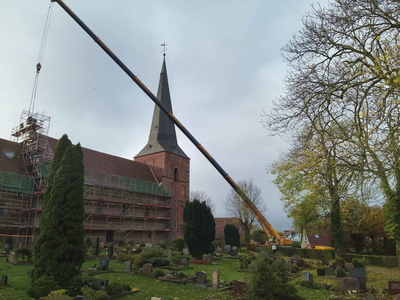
[174, 168, 178, 182]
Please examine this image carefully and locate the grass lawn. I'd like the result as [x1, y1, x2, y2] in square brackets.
[0, 254, 399, 299]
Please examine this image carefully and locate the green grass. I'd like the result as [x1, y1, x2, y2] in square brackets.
[0, 254, 399, 300]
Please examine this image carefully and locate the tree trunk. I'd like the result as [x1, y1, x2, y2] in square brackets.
[244, 224, 251, 249]
[396, 240, 400, 268]
[331, 196, 344, 257]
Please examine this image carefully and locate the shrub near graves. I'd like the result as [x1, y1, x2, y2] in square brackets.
[105, 282, 131, 295]
[133, 247, 163, 267]
[15, 246, 33, 262]
[28, 275, 61, 299]
[172, 238, 185, 252]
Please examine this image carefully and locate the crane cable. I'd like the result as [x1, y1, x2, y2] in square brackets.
[28, 2, 54, 116]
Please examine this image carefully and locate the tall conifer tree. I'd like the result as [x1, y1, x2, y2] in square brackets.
[30, 136, 85, 294]
[183, 200, 215, 259]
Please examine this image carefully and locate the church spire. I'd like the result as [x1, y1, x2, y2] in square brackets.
[135, 56, 188, 158]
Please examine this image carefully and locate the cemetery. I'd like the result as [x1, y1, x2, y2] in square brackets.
[0, 240, 399, 300]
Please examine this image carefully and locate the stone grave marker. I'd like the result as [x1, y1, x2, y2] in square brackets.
[4, 244, 10, 255]
[389, 281, 400, 295]
[212, 269, 220, 289]
[357, 277, 367, 292]
[143, 263, 153, 275]
[123, 261, 132, 272]
[8, 252, 16, 264]
[233, 280, 246, 295]
[167, 249, 172, 258]
[145, 243, 152, 247]
[225, 245, 231, 251]
[396, 295, 400, 300]
[303, 271, 313, 283]
[99, 258, 109, 271]
[180, 257, 189, 267]
[337, 277, 360, 293]
[183, 248, 189, 255]
[92, 278, 109, 291]
[195, 271, 207, 284]
[1, 275, 8, 286]
[349, 267, 366, 278]
[202, 254, 212, 263]
[324, 267, 335, 276]
[232, 246, 237, 251]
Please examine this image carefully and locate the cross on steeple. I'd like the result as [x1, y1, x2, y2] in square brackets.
[161, 42, 167, 56]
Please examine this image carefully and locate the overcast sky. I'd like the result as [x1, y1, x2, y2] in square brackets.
[0, 0, 328, 231]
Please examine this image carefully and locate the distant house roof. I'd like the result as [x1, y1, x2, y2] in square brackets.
[214, 217, 244, 240]
[303, 226, 332, 248]
[0, 136, 163, 184]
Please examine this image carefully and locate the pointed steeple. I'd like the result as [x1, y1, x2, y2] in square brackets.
[135, 56, 188, 158]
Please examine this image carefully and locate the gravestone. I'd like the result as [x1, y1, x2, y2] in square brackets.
[389, 281, 400, 295]
[303, 271, 313, 283]
[99, 258, 109, 271]
[232, 246, 237, 251]
[1, 275, 8, 286]
[396, 295, 400, 300]
[233, 280, 246, 295]
[180, 257, 189, 267]
[4, 244, 10, 255]
[151, 297, 162, 300]
[337, 277, 360, 293]
[349, 267, 366, 278]
[325, 267, 335, 276]
[123, 261, 132, 272]
[357, 277, 367, 292]
[202, 254, 212, 263]
[167, 249, 172, 258]
[8, 252, 16, 264]
[92, 278, 109, 291]
[212, 269, 220, 289]
[195, 271, 207, 284]
[183, 248, 189, 255]
[216, 247, 223, 253]
[225, 245, 231, 251]
[143, 263, 153, 275]
[146, 243, 152, 248]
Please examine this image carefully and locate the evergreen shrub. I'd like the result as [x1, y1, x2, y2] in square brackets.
[106, 282, 131, 295]
[172, 238, 185, 252]
[28, 275, 61, 299]
[133, 247, 163, 267]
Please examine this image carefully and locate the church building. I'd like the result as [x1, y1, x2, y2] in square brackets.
[0, 56, 190, 245]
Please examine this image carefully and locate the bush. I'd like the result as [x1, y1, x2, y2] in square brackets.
[147, 257, 170, 268]
[15, 245, 33, 261]
[106, 282, 131, 295]
[86, 238, 92, 248]
[28, 275, 61, 299]
[158, 240, 170, 249]
[152, 268, 165, 278]
[93, 290, 109, 300]
[134, 247, 163, 268]
[341, 253, 397, 268]
[172, 238, 185, 252]
[66, 274, 83, 297]
[116, 253, 136, 262]
[41, 289, 73, 300]
[245, 258, 303, 300]
[81, 286, 95, 299]
[336, 266, 346, 277]
[351, 258, 365, 268]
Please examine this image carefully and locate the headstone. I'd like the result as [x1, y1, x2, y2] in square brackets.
[183, 248, 189, 255]
[164, 274, 175, 280]
[180, 257, 189, 267]
[99, 258, 109, 271]
[216, 247, 223, 253]
[232, 246, 237, 251]
[1, 275, 8, 286]
[337, 277, 360, 293]
[345, 264, 355, 272]
[195, 271, 207, 284]
[151, 297, 162, 300]
[167, 249, 172, 258]
[322, 258, 329, 266]
[92, 278, 109, 291]
[143, 263, 153, 275]
[212, 269, 220, 289]
[202, 254, 212, 262]
[123, 261, 132, 272]
[357, 277, 367, 292]
[303, 271, 313, 283]
[145, 243, 152, 247]
[324, 267, 335, 276]
[225, 245, 231, 251]
[349, 267, 366, 278]
[396, 295, 400, 300]
[233, 280, 246, 295]
[4, 244, 10, 255]
[389, 281, 400, 295]
[8, 252, 16, 264]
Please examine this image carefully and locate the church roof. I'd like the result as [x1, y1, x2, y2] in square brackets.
[135, 57, 188, 159]
[0, 137, 163, 184]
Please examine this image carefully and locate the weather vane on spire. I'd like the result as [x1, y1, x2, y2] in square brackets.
[161, 42, 167, 56]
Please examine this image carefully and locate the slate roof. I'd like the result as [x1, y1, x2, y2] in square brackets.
[135, 57, 188, 159]
[214, 217, 244, 240]
[305, 226, 332, 248]
[0, 136, 162, 183]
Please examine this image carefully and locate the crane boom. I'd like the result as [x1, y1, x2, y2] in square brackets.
[50, 0, 286, 245]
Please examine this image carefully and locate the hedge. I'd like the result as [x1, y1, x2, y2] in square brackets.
[248, 244, 334, 260]
[341, 253, 398, 268]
